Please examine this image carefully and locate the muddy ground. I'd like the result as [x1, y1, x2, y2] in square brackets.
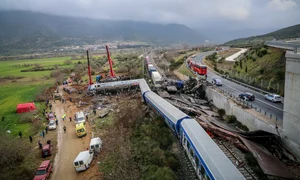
[50, 85, 101, 180]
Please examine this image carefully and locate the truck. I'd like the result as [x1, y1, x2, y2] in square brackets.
[151, 71, 163, 87]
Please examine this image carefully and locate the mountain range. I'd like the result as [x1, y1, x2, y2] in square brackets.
[224, 24, 300, 46]
[0, 11, 206, 55]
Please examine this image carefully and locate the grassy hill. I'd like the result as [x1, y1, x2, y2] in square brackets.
[225, 24, 300, 46]
[211, 46, 286, 95]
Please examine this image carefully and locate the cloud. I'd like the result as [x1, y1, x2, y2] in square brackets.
[0, 0, 299, 34]
[217, 0, 251, 20]
[267, 0, 297, 11]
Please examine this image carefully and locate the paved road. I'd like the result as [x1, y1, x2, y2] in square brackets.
[192, 51, 284, 120]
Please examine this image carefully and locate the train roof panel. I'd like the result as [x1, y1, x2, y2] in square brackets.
[145, 91, 188, 124]
[149, 67, 156, 70]
[181, 120, 245, 180]
[138, 79, 151, 94]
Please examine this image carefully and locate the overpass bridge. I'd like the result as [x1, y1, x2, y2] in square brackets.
[265, 40, 300, 159]
[265, 41, 300, 53]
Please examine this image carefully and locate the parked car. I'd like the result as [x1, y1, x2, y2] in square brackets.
[73, 150, 94, 172]
[89, 137, 102, 153]
[47, 113, 55, 121]
[239, 92, 255, 101]
[33, 160, 52, 180]
[264, 93, 282, 103]
[212, 78, 223, 86]
[75, 111, 86, 124]
[48, 120, 56, 130]
[42, 144, 52, 158]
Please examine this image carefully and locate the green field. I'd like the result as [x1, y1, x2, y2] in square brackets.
[0, 56, 84, 78]
[178, 63, 195, 77]
[0, 80, 53, 136]
[0, 56, 79, 136]
[175, 50, 198, 62]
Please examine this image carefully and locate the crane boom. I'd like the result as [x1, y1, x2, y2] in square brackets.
[105, 44, 115, 77]
[86, 50, 93, 85]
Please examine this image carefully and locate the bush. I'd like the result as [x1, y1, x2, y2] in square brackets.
[170, 58, 184, 70]
[227, 115, 237, 123]
[0, 133, 31, 176]
[63, 59, 72, 65]
[143, 165, 177, 180]
[234, 61, 239, 67]
[275, 70, 285, 80]
[213, 64, 218, 72]
[20, 111, 36, 123]
[259, 68, 265, 74]
[116, 65, 128, 73]
[218, 109, 226, 120]
[260, 48, 267, 56]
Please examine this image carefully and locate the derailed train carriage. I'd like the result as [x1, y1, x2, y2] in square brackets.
[139, 79, 245, 180]
[91, 80, 140, 94]
[88, 79, 245, 179]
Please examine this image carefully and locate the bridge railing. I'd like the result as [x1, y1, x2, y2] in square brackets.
[265, 41, 300, 53]
[210, 85, 283, 122]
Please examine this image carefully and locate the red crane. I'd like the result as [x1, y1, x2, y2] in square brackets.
[86, 50, 93, 85]
[105, 44, 115, 77]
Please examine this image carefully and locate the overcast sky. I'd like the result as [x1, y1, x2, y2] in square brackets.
[1, 0, 299, 40]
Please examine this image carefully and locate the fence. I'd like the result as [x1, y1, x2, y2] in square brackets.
[210, 85, 283, 122]
[227, 73, 285, 95]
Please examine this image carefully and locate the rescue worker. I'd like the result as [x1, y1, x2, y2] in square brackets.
[38, 140, 42, 149]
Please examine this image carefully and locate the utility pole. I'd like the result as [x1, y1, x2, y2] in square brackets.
[142, 48, 145, 78]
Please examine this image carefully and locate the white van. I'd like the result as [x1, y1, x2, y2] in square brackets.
[75, 111, 86, 124]
[73, 150, 94, 172]
[89, 137, 102, 152]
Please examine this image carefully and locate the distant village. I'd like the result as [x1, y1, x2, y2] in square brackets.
[54, 41, 150, 52]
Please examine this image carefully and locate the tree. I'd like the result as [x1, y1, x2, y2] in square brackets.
[239, 59, 243, 68]
[64, 60, 72, 65]
[218, 109, 226, 120]
[73, 72, 82, 84]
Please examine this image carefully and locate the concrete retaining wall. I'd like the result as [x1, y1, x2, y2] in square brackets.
[206, 87, 281, 135]
[283, 52, 300, 160]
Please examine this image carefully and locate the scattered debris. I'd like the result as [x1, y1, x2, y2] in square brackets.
[240, 136, 294, 179]
[99, 109, 110, 118]
[157, 91, 171, 98]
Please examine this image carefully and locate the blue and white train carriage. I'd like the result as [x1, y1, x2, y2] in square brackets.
[88, 78, 245, 180]
[140, 79, 245, 180]
[144, 91, 189, 133]
[179, 119, 245, 180]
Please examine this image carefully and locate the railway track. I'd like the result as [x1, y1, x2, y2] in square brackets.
[214, 138, 257, 180]
[175, 142, 198, 180]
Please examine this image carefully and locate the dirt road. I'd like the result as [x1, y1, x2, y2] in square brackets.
[51, 86, 99, 180]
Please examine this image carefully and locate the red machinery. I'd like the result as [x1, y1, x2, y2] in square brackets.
[187, 59, 207, 75]
[105, 44, 115, 77]
[215, 47, 222, 51]
[86, 50, 93, 85]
